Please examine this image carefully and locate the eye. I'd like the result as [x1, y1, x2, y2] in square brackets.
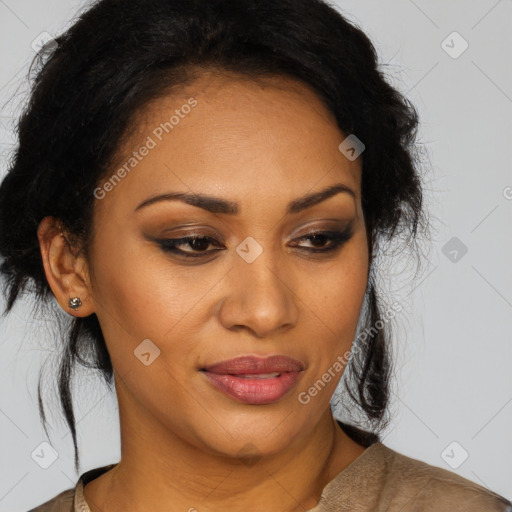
[290, 228, 353, 253]
[154, 227, 353, 260]
[156, 235, 223, 258]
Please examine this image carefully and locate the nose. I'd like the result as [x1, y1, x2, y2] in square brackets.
[217, 249, 300, 339]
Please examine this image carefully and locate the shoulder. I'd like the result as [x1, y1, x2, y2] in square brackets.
[372, 442, 512, 511]
[27, 488, 75, 512]
[28, 462, 117, 511]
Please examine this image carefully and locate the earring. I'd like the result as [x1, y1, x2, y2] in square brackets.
[68, 297, 82, 310]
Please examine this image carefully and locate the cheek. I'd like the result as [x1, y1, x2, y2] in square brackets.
[315, 234, 368, 335]
[87, 228, 175, 351]
[300, 233, 368, 390]
[87, 227, 219, 370]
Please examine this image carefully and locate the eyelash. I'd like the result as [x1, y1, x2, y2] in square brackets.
[155, 228, 353, 259]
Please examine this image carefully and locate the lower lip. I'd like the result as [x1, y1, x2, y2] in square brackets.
[202, 371, 303, 404]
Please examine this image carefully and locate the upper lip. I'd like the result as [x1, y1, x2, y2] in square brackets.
[202, 355, 305, 375]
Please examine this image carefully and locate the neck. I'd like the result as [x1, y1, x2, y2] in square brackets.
[84, 379, 366, 512]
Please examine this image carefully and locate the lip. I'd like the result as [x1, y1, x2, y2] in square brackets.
[201, 355, 305, 405]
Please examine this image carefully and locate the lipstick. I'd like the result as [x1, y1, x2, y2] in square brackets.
[201, 355, 305, 405]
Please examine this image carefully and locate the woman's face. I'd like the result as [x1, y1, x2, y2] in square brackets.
[87, 71, 369, 458]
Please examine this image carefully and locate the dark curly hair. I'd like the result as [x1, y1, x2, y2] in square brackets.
[0, 0, 429, 473]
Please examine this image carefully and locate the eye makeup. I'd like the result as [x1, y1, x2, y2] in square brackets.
[147, 221, 355, 261]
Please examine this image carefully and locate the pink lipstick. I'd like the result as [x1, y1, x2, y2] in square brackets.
[201, 355, 305, 405]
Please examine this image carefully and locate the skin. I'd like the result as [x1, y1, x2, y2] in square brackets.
[37, 69, 370, 512]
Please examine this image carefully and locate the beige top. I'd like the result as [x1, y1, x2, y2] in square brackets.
[29, 441, 512, 511]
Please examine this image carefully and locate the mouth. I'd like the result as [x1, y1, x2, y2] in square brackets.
[200, 355, 305, 405]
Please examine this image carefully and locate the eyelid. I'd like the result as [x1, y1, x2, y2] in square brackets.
[152, 225, 354, 261]
[293, 220, 353, 235]
[157, 226, 225, 241]
[147, 218, 355, 243]
[290, 218, 355, 238]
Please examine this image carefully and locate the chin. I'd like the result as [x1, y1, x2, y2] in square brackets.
[183, 410, 311, 460]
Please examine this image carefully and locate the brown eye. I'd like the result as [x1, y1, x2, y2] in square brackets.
[291, 229, 353, 253]
[157, 235, 223, 258]
[153, 227, 353, 261]
[305, 233, 332, 248]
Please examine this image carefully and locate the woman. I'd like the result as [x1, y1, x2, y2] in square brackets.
[0, 0, 510, 510]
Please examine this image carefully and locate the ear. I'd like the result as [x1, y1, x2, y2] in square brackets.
[37, 216, 95, 317]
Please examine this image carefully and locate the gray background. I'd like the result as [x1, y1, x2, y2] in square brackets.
[1, 1, 511, 510]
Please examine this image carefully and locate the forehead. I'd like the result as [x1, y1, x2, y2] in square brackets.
[99, 70, 361, 215]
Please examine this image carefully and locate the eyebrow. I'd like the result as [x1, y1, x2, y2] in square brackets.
[134, 183, 355, 215]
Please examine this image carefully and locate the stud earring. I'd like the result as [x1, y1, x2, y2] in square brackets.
[68, 297, 82, 310]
